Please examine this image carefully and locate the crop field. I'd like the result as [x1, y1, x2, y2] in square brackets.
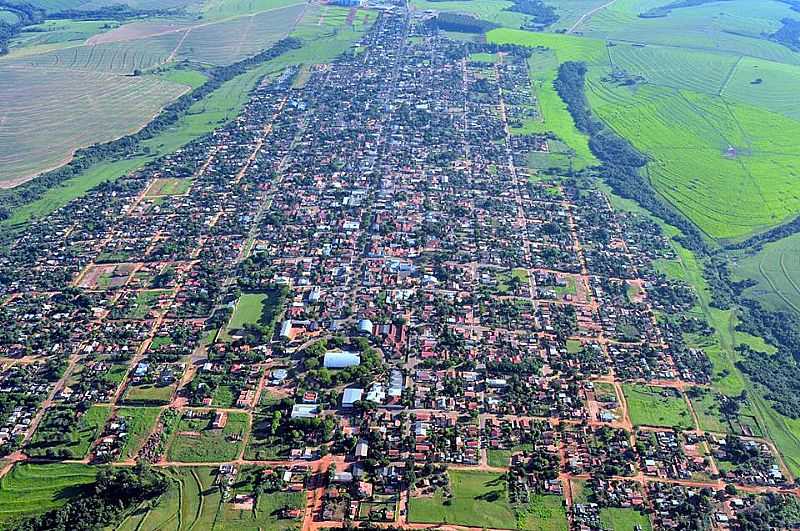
[580, 0, 800, 65]
[116, 407, 163, 460]
[410, 0, 530, 28]
[199, 0, 304, 20]
[13, 36, 180, 74]
[167, 411, 249, 462]
[0, 65, 187, 188]
[722, 56, 800, 121]
[622, 384, 694, 429]
[409, 469, 518, 528]
[0, 463, 97, 523]
[7, 19, 121, 58]
[173, 2, 306, 65]
[607, 43, 738, 96]
[732, 232, 800, 314]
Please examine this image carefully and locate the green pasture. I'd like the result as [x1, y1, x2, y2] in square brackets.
[0, 463, 97, 523]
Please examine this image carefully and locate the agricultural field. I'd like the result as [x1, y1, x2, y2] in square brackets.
[166, 411, 249, 462]
[0, 65, 188, 188]
[622, 384, 694, 429]
[0, 463, 97, 524]
[6, 19, 121, 58]
[732, 232, 800, 314]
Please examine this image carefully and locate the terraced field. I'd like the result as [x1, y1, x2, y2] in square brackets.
[0, 65, 188, 187]
[0, 463, 97, 523]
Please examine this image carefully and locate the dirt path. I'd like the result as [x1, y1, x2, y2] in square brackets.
[567, 0, 619, 33]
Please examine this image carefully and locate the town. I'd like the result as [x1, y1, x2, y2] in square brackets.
[0, 3, 798, 531]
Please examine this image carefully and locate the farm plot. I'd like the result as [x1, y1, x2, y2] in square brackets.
[0, 463, 97, 524]
[585, 79, 800, 240]
[7, 19, 120, 58]
[579, 0, 800, 66]
[607, 43, 739, 96]
[732, 231, 800, 315]
[171, 2, 306, 66]
[409, 0, 530, 28]
[0, 65, 187, 187]
[13, 35, 180, 74]
[722, 57, 800, 121]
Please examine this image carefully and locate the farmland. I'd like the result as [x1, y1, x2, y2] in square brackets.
[0, 463, 97, 523]
[0, 65, 188, 188]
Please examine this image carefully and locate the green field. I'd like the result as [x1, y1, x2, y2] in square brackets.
[222, 287, 287, 341]
[732, 233, 800, 315]
[623, 384, 694, 429]
[124, 383, 177, 406]
[408, 469, 565, 529]
[167, 411, 249, 462]
[116, 407, 163, 461]
[599, 507, 652, 531]
[27, 405, 111, 459]
[409, 470, 517, 528]
[0, 463, 97, 523]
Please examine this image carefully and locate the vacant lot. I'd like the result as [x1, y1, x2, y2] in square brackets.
[409, 470, 517, 528]
[27, 405, 111, 459]
[623, 384, 694, 429]
[145, 178, 193, 197]
[167, 411, 249, 462]
[0, 463, 96, 523]
[115, 407, 163, 461]
[599, 507, 652, 531]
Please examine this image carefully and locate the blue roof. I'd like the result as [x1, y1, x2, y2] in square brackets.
[342, 388, 364, 407]
[324, 350, 360, 369]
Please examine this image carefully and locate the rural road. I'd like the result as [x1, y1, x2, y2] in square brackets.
[568, 0, 620, 33]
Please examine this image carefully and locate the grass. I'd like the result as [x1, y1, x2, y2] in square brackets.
[599, 507, 652, 531]
[145, 178, 193, 197]
[222, 287, 287, 341]
[0, 463, 96, 523]
[518, 494, 568, 531]
[409, 470, 530, 529]
[125, 290, 169, 319]
[27, 405, 111, 459]
[622, 384, 694, 429]
[167, 411, 249, 463]
[116, 407, 162, 461]
[410, 0, 530, 28]
[123, 383, 177, 406]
